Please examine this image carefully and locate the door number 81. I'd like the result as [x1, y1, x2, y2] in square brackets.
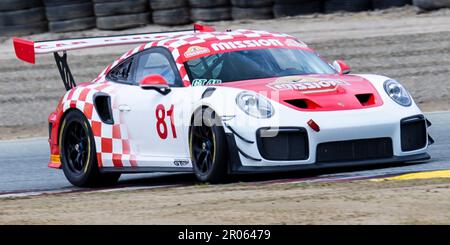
[156, 104, 177, 139]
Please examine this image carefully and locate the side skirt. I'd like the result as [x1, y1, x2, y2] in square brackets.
[100, 167, 193, 174]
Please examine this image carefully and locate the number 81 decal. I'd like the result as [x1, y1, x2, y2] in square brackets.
[156, 104, 177, 139]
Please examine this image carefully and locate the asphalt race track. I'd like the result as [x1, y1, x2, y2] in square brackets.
[1, 112, 449, 194]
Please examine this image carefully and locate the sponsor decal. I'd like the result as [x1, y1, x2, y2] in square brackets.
[36, 41, 88, 50]
[267, 76, 350, 93]
[211, 39, 283, 51]
[191, 79, 222, 86]
[35, 35, 162, 50]
[184, 46, 211, 58]
[174, 159, 189, 166]
[284, 38, 308, 48]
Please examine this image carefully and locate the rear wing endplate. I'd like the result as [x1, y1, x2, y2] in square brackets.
[13, 24, 215, 90]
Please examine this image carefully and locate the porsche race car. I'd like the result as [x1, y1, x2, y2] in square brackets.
[13, 24, 432, 187]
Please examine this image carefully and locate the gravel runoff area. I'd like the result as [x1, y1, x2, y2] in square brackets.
[0, 6, 449, 140]
[1, 178, 449, 224]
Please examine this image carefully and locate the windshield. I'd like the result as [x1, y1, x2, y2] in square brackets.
[185, 48, 336, 85]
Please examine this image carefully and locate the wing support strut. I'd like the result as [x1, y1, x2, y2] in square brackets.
[53, 52, 76, 91]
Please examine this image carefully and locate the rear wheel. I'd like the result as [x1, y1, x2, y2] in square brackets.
[60, 110, 120, 187]
[190, 108, 228, 183]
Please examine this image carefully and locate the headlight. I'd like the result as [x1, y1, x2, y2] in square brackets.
[236, 91, 274, 118]
[383, 79, 412, 107]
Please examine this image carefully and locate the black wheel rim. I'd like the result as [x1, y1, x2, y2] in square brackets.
[191, 125, 215, 175]
[63, 121, 89, 174]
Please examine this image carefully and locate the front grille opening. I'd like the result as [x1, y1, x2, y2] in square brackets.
[257, 128, 309, 161]
[401, 116, 427, 151]
[355, 93, 375, 106]
[285, 99, 320, 110]
[317, 138, 393, 163]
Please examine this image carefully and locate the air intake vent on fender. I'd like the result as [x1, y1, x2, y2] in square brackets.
[94, 93, 114, 124]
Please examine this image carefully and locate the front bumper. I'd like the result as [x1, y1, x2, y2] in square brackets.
[223, 104, 430, 173]
[226, 131, 430, 173]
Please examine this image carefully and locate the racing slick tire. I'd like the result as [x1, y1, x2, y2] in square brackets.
[49, 17, 96, 33]
[273, 1, 323, 17]
[0, 21, 47, 36]
[231, 7, 273, 19]
[324, 0, 372, 13]
[94, 0, 148, 17]
[190, 108, 229, 183]
[231, 0, 273, 7]
[0, 0, 42, 12]
[92, 0, 124, 2]
[152, 8, 191, 25]
[372, 0, 411, 9]
[0, 7, 46, 26]
[188, 0, 231, 8]
[45, 3, 94, 21]
[43, 0, 91, 6]
[96, 12, 150, 30]
[149, 0, 188, 10]
[0, 3, 47, 36]
[274, 0, 312, 3]
[413, 0, 450, 10]
[60, 110, 121, 187]
[190, 7, 231, 21]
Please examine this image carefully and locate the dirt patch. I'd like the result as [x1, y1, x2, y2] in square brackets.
[0, 6, 449, 140]
[1, 178, 449, 224]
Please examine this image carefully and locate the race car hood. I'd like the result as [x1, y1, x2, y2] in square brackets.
[218, 74, 384, 111]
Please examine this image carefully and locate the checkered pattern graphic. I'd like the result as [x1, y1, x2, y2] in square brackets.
[97, 29, 297, 86]
[61, 82, 137, 168]
[60, 29, 299, 169]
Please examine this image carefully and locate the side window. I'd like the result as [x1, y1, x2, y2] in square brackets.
[107, 58, 134, 83]
[135, 49, 180, 86]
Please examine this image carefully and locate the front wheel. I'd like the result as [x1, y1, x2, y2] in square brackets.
[190, 108, 228, 183]
[59, 110, 120, 187]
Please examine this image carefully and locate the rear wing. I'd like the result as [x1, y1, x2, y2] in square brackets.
[13, 24, 215, 90]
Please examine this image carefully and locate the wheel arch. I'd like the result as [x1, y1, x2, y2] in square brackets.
[57, 108, 87, 146]
[188, 105, 227, 155]
[189, 105, 224, 127]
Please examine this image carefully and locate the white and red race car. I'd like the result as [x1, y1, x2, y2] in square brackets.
[14, 24, 431, 187]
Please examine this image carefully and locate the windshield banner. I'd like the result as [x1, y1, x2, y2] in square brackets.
[179, 37, 310, 62]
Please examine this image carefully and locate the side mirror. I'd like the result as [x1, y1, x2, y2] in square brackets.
[139, 74, 171, 95]
[332, 60, 351, 75]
